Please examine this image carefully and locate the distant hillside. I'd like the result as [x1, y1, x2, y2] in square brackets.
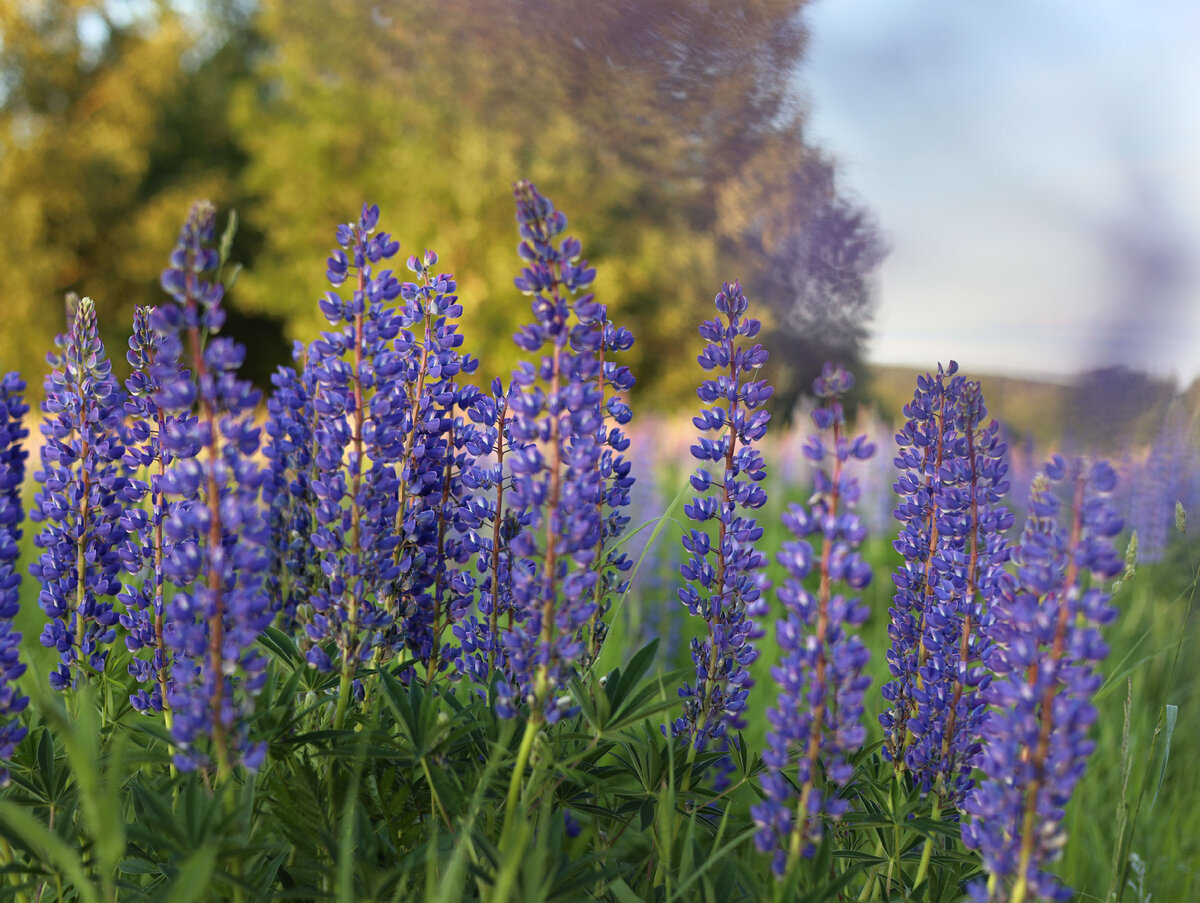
[861, 363, 1198, 452]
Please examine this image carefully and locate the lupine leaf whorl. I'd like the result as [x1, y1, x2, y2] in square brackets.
[879, 361, 964, 770]
[152, 200, 270, 773]
[305, 204, 404, 679]
[0, 372, 30, 781]
[673, 280, 772, 751]
[117, 305, 186, 717]
[30, 296, 127, 692]
[496, 180, 605, 724]
[752, 363, 872, 876]
[961, 457, 1122, 903]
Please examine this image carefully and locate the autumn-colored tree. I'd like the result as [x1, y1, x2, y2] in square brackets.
[231, 0, 884, 407]
[1, 0, 884, 408]
[0, 0, 276, 389]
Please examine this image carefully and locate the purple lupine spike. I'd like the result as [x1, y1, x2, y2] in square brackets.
[578, 310, 636, 669]
[672, 280, 772, 751]
[923, 382, 1014, 805]
[304, 206, 404, 722]
[0, 373, 30, 782]
[879, 362, 965, 772]
[152, 201, 270, 774]
[752, 363, 872, 875]
[453, 380, 525, 687]
[30, 297, 128, 691]
[902, 380, 1016, 804]
[961, 458, 1123, 902]
[495, 180, 604, 725]
[389, 250, 482, 679]
[118, 306, 190, 718]
[262, 341, 319, 631]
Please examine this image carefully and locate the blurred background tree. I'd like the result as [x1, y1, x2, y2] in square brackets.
[0, 0, 884, 411]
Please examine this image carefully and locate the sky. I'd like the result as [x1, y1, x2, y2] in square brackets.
[802, 0, 1200, 384]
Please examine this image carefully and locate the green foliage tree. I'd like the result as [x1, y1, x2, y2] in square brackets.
[230, 0, 884, 407]
[0, 0, 268, 390]
[1, 0, 884, 408]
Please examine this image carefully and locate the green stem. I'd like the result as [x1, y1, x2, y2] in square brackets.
[501, 718, 539, 841]
[333, 669, 352, 731]
[913, 797, 941, 888]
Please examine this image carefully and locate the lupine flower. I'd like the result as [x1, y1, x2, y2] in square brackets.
[672, 280, 772, 750]
[0, 372, 30, 779]
[579, 312, 635, 668]
[118, 306, 190, 717]
[752, 363, 872, 874]
[961, 458, 1123, 902]
[496, 180, 605, 724]
[390, 250, 481, 678]
[153, 201, 270, 773]
[304, 205, 404, 703]
[262, 341, 318, 631]
[904, 381, 1015, 804]
[453, 380, 525, 687]
[30, 297, 127, 691]
[879, 362, 964, 771]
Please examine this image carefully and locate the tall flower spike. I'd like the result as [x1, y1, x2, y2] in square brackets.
[118, 306, 188, 718]
[30, 297, 127, 691]
[752, 363, 872, 875]
[672, 280, 772, 751]
[961, 458, 1123, 903]
[879, 362, 964, 771]
[909, 381, 1013, 806]
[496, 180, 604, 724]
[153, 201, 270, 774]
[262, 341, 318, 631]
[305, 204, 404, 725]
[390, 249, 481, 679]
[0, 373, 30, 780]
[453, 380, 532, 688]
[579, 310, 635, 669]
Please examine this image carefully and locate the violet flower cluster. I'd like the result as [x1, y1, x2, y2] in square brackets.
[752, 363, 872, 874]
[390, 250, 481, 676]
[0, 373, 29, 778]
[673, 280, 771, 750]
[879, 362, 965, 773]
[302, 204, 404, 680]
[892, 377, 1016, 804]
[961, 458, 1123, 902]
[496, 180, 606, 724]
[580, 313, 635, 668]
[262, 341, 318, 630]
[911, 381, 1014, 805]
[118, 306, 187, 716]
[453, 380, 524, 687]
[153, 201, 271, 772]
[30, 297, 128, 691]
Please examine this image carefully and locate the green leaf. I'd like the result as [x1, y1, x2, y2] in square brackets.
[1151, 703, 1179, 811]
[0, 800, 99, 903]
[165, 844, 217, 903]
[609, 878, 644, 903]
